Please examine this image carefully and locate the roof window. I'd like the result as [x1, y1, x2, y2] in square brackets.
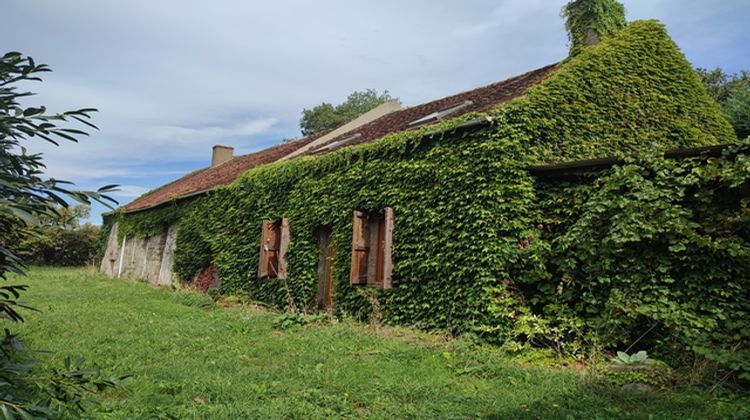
[310, 133, 363, 155]
[407, 100, 474, 128]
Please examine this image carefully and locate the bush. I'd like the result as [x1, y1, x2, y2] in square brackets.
[18, 224, 100, 266]
[6, 205, 101, 267]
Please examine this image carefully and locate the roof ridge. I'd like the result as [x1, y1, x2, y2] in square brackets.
[303, 63, 558, 155]
[400, 63, 560, 113]
[122, 63, 559, 212]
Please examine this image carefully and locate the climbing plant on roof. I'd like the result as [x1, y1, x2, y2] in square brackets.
[563, 0, 627, 56]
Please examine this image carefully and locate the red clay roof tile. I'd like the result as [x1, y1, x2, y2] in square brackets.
[123, 63, 557, 212]
[123, 134, 323, 212]
[304, 64, 557, 154]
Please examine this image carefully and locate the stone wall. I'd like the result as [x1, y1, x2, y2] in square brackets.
[99, 222, 120, 277]
[99, 221, 178, 286]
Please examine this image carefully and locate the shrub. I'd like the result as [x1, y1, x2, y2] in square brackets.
[273, 312, 330, 330]
[18, 224, 100, 266]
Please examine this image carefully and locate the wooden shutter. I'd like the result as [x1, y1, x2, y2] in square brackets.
[277, 218, 290, 280]
[258, 220, 280, 278]
[381, 207, 394, 289]
[372, 216, 385, 286]
[350, 211, 369, 285]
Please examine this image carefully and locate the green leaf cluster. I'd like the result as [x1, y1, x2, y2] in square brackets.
[613, 351, 652, 365]
[696, 68, 750, 139]
[563, 0, 627, 56]
[1, 51, 122, 418]
[526, 140, 750, 380]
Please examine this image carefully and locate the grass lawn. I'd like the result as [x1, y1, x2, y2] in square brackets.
[9, 267, 748, 419]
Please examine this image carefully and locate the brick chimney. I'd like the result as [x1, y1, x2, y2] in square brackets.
[211, 145, 234, 167]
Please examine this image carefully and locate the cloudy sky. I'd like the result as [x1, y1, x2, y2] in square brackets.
[3, 0, 749, 223]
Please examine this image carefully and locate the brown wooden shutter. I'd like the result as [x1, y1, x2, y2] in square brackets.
[373, 216, 385, 286]
[277, 218, 290, 280]
[258, 220, 281, 278]
[350, 211, 369, 285]
[382, 207, 394, 289]
[258, 220, 271, 278]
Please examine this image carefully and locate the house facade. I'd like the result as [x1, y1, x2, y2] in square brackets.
[100, 19, 737, 336]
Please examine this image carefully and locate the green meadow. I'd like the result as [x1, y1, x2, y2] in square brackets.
[11, 267, 748, 419]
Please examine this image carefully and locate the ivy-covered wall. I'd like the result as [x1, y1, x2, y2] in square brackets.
[108, 21, 745, 376]
[524, 140, 750, 379]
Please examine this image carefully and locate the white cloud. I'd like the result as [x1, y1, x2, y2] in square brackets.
[146, 118, 278, 142]
[114, 185, 153, 198]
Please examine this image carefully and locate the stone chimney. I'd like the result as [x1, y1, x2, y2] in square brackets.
[211, 145, 234, 167]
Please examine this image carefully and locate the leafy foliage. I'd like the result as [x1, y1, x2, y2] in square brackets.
[1, 52, 116, 279]
[696, 68, 750, 139]
[1, 52, 121, 417]
[113, 21, 742, 383]
[116, 202, 185, 240]
[696, 68, 750, 105]
[526, 141, 750, 381]
[0, 330, 128, 418]
[7, 205, 100, 266]
[725, 86, 750, 139]
[171, 200, 212, 282]
[299, 89, 399, 136]
[516, 20, 734, 164]
[563, 0, 627, 56]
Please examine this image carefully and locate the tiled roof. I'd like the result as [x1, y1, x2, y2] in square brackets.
[123, 63, 557, 212]
[302, 64, 558, 155]
[123, 134, 323, 212]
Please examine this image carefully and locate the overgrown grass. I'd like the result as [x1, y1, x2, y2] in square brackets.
[10, 267, 749, 418]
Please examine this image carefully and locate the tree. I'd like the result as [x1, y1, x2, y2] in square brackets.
[1, 51, 122, 417]
[725, 83, 750, 139]
[10, 205, 101, 267]
[299, 89, 399, 136]
[696, 68, 750, 139]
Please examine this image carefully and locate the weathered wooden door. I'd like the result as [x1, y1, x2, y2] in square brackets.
[315, 227, 335, 311]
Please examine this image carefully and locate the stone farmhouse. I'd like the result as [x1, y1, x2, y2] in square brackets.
[100, 13, 737, 335]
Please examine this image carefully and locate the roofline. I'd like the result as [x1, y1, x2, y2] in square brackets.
[527, 144, 729, 177]
[118, 129, 730, 215]
[119, 117, 494, 215]
[122, 187, 214, 214]
[279, 100, 403, 161]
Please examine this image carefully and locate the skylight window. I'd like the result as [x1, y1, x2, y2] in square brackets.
[310, 133, 363, 155]
[407, 100, 474, 128]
